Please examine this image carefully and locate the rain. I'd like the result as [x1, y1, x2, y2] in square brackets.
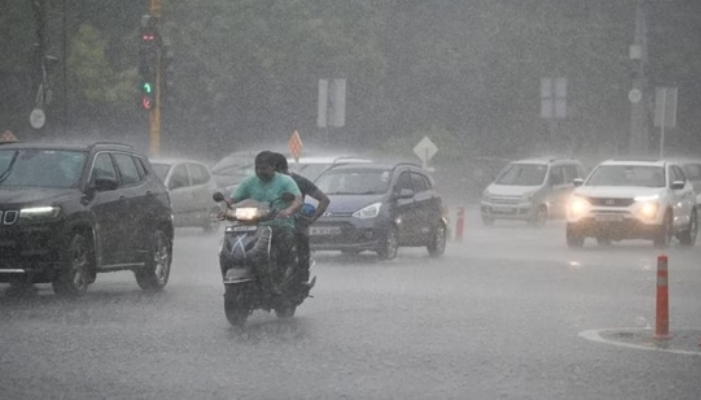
[2, 1, 701, 399]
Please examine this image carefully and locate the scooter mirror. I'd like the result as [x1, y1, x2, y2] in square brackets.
[213, 192, 226, 202]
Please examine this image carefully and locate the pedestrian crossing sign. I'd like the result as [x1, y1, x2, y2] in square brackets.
[288, 130, 303, 162]
[0, 130, 18, 143]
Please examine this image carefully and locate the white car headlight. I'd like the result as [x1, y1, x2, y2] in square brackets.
[568, 196, 590, 217]
[353, 203, 382, 219]
[522, 191, 535, 202]
[482, 190, 491, 202]
[637, 202, 659, 219]
[20, 206, 61, 220]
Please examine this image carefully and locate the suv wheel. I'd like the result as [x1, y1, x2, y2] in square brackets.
[566, 224, 584, 248]
[378, 227, 399, 261]
[135, 230, 172, 292]
[653, 211, 674, 248]
[529, 205, 547, 227]
[52, 234, 92, 297]
[427, 223, 447, 258]
[677, 209, 698, 247]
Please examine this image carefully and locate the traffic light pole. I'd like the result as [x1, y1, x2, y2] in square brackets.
[149, 0, 162, 157]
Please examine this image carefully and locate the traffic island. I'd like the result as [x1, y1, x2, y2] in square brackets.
[580, 328, 701, 356]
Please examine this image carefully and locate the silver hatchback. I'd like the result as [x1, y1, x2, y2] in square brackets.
[150, 158, 222, 232]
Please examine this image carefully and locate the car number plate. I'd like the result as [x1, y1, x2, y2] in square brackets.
[595, 214, 623, 222]
[310, 227, 341, 236]
[229, 225, 257, 232]
[491, 206, 515, 214]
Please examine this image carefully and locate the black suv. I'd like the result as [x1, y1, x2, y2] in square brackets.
[310, 162, 447, 260]
[0, 142, 174, 297]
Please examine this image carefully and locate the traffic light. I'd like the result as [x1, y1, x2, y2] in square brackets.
[139, 15, 159, 111]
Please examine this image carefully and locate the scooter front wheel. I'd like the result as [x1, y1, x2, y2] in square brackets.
[224, 285, 249, 327]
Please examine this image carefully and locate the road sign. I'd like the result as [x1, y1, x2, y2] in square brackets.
[628, 88, 642, 104]
[413, 136, 438, 169]
[654, 87, 677, 129]
[29, 108, 46, 129]
[0, 130, 18, 143]
[540, 77, 567, 119]
[317, 78, 346, 128]
[288, 130, 303, 162]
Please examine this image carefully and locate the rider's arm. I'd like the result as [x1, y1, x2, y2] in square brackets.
[277, 175, 303, 218]
[229, 178, 251, 204]
[306, 187, 330, 223]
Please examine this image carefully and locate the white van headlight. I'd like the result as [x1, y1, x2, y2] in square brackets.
[353, 203, 381, 219]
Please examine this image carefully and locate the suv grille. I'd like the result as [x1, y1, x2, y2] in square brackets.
[588, 198, 635, 207]
[489, 196, 520, 205]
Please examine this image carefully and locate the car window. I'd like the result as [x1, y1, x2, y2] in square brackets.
[586, 165, 664, 188]
[396, 172, 413, 191]
[495, 163, 547, 186]
[316, 169, 391, 195]
[410, 173, 430, 192]
[682, 163, 701, 181]
[0, 149, 86, 189]
[670, 165, 686, 185]
[549, 166, 565, 186]
[90, 153, 118, 186]
[189, 163, 211, 186]
[133, 156, 147, 179]
[169, 164, 190, 190]
[563, 165, 580, 182]
[113, 154, 141, 186]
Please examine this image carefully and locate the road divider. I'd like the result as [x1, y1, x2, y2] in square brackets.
[444, 205, 468, 243]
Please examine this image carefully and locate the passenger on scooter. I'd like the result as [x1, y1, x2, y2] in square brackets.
[270, 152, 330, 282]
[227, 151, 302, 269]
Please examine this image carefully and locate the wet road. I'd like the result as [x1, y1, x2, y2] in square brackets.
[2, 209, 701, 399]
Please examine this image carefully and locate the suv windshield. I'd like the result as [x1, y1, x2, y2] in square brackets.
[586, 165, 665, 188]
[495, 164, 547, 186]
[0, 149, 87, 188]
[316, 169, 391, 195]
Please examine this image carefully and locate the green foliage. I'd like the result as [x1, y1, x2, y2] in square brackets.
[68, 23, 137, 113]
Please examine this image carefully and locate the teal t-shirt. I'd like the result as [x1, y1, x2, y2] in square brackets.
[231, 172, 301, 228]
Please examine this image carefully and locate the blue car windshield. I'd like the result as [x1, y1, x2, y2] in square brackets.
[316, 169, 391, 195]
[0, 149, 87, 188]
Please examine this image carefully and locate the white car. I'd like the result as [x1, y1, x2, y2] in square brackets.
[150, 158, 222, 232]
[566, 159, 697, 248]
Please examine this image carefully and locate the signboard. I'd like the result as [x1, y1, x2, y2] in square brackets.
[413, 136, 438, 169]
[0, 130, 18, 143]
[317, 78, 346, 128]
[29, 108, 46, 129]
[288, 130, 303, 162]
[654, 87, 677, 129]
[540, 77, 567, 119]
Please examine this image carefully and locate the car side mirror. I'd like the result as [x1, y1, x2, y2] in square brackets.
[671, 181, 685, 190]
[398, 189, 414, 199]
[212, 192, 226, 202]
[92, 177, 119, 192]
[573, 178, 584, 187]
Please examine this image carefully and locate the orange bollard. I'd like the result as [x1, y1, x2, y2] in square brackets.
[654, 254, 672, 340]
[455, 207, 465, 243]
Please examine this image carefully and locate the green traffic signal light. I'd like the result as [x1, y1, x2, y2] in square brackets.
[142, 82, 153, 94]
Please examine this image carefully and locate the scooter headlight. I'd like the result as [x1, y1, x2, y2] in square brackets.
[235, 207, 261, 221]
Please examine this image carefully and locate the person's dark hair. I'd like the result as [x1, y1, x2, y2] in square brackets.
[254, 151, 275, 167]
[270, 152, 288, 172]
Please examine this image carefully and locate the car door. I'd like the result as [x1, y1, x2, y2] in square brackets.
[393, 171, 418, 242]
[87, 152, 125, 266]
[547, 165, 569, 217]
[669, 164, 695, 228]
[410, 172, 434, 239]
[187, 162, 214, 224]
[112, 153, 149, 262]
[167, 163, 193, 226]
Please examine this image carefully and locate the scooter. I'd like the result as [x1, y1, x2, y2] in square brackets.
[212, 192, 316, 327]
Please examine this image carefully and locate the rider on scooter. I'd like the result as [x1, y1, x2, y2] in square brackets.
[270, 152, 330, 282]
[226, 151, 302, 270]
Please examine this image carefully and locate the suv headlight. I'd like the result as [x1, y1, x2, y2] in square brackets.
[568, 196, 590, 217]
[482, 190, 491, 202]
[353, 203, 381, 219]
[634, 197, 659, 220]
[20, 206, 61, 220]
[522, 191, 536, 202]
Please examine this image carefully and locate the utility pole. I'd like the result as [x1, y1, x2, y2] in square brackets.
[628, 0, 650, 155]
[149, 0, 163, 156]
